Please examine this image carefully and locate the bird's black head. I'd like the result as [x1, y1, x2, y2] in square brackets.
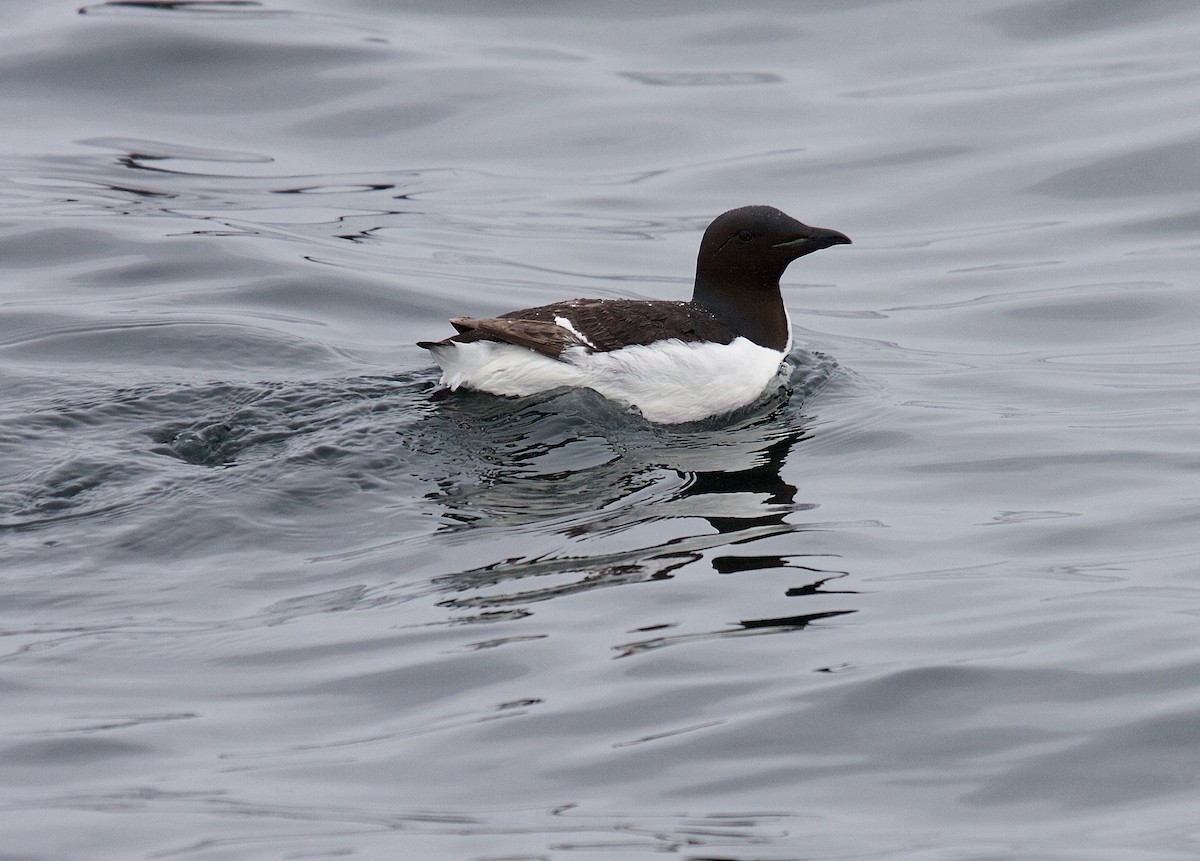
[692, 205, 851, 350]
[696, 205, 851, 290]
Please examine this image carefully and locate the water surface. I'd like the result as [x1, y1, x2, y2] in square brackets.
[2, 1, 1200, 859]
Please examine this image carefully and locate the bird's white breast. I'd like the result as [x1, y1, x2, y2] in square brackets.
[426, 336, 788, 424]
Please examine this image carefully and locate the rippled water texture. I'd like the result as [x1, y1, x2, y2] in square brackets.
[2, 1, 1200, 859]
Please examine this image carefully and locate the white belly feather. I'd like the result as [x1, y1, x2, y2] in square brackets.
[425, 337, 787, 424]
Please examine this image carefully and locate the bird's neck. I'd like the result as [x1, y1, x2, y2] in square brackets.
[693, 278, 789, 352]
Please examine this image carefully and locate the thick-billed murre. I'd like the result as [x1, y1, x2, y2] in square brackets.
[418, 205, 851, 424]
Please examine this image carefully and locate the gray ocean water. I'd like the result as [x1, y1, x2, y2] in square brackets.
[2, 1, 1199, 858]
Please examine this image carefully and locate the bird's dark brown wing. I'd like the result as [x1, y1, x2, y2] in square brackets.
[501, 299, 737, 350]
[417, 315, 581, 359]
[417, 299, 738, 358]
[451, 316, 574, 359]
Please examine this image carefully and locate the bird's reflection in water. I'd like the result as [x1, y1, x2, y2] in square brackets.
[421, 353, 858, 642]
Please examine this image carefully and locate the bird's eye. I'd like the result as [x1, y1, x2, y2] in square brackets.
[738, 229, 753, 242]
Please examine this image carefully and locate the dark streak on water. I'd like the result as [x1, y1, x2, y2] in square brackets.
[2, 1, 1200, 859]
